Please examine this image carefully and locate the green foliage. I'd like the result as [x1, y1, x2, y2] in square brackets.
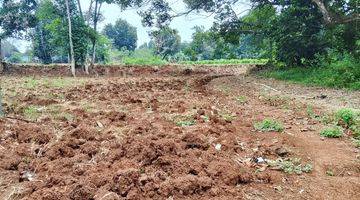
[270, 1, 326, 66]
[0, 0, 37, 40]
[7, 52, 23, 63]
[335, 108, 358, 128]
[103, 19, 138, 51]
[176, 120, 196, 127]
[235, 96, 247, 104]
[259, 54, 360, 90]
[320, 126, 343, 138]
[267, 158, 313, 174]
[95, 35, 112, 63]
[32, 0, 93, 65]
[108, 47, 167, 66]
[23, 105, 42, 120]
[254, 118, 284, 132]
[181, 59, 268, 65]
[151, 26, 181, 59]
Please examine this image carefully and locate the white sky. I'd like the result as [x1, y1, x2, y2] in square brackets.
[15, 0, 250, 52]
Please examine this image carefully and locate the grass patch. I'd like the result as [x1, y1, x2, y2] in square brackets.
[267, 158, 313, 174]
[254, 118, 284, 132]
[257, 58, 360, 90]
[176, 120, 196, 127]
[23, 77, 39, 89]
[180, 59, 268, 65]
[23, 105, 42, 120]
[235, 96, 247, 104]
[320, 126, 343, 138]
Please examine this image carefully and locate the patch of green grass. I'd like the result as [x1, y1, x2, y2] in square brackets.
[235, 96, 247, 104]
[180, 59, 268, 65]
[254, 118, 284, 132]
[268, 158, 313, 174]
[220, 113, 236, 122]
[176, 120, 196, 127]
[123, 57, 167, 66]
[23, 105, 42, 120]
[257, 58, 360, 90]
[320, 126, 343, 138]
[351, 138, 360, 148]
[23, 77, 39, 89]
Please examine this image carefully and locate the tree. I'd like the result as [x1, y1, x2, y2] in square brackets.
[65, 0, 76, 76]
[103, 19, 138, 51]
[0, 0, 37, 117]
[151, 26, 181, 59]
[0, 0, 37, 65]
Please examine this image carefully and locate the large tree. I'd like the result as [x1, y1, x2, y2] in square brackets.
[151, 26, 181, 59]
[0, 0, 37, 117]
[103, 19, 138, 51]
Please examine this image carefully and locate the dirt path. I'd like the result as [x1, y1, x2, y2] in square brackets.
[244, 75, 360, 111]
[0, 66, 359, 199]
[209, 76, 360, 199]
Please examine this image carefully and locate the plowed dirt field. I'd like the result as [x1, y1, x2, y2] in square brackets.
[0, 65, 359, 199]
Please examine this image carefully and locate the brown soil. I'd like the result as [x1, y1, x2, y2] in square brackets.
[0, 65, 359, 200]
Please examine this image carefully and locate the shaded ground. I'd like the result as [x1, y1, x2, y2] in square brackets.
[0, 66, 359, 199]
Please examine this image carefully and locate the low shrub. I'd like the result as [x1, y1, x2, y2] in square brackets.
[320, 126, 343, 138]
[254, 118, 284, 132]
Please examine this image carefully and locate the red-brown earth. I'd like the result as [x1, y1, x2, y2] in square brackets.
[0, 65, 359, 200]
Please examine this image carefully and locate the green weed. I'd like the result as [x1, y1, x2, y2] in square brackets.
[235, 96, 247, 104]
[326, 170, 334, 176]
[23, 105, 42, 120]
[180, 59, 268, 65]
[335, 108, 359, 128]
[24, 78, 39, 89]
[176, 120, 196, 127]
[254, 118, 284, 132]
[320, 126, 343, 138]
[268, 158, 313, 174]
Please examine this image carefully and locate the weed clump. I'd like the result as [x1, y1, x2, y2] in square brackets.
[335, 108, 358, 128]
[320, 126, 343, 138]
[267, 158, 313, 174]
[235, 96, 247, 104]
[176, 120, 196, 127]
[23, 105, 42, 120]
[254, 118, 284, 132]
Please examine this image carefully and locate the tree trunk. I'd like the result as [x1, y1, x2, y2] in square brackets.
[0, 38, 3, 117]
[77, 0, 83, 19]
[88, 0, 101, 74]
[65, 0, 76, 77]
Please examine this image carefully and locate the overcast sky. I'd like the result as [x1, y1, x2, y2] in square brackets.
[14, 0, 250, 52]
[80, 0, 216, 45]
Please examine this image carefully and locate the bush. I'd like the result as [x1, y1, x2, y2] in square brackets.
[335, 108, 358, 128]
[109, 48, 167, 66]
[320, 126, 343, 138]
[258, 53, 360, 90]
[254, 118, 284, 132]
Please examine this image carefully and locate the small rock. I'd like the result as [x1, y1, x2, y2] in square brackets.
[255, 157, 265, 163]
[96, 121, 104, 128]
[215, 143, 222, 151]
[197, 109, 205, 116]
[275, 147, 289, 157]
[274, 186, 282, 192]
[20, 171, 35, 182]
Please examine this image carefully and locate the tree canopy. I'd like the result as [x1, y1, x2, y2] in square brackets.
[103, 19, 137, 51]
